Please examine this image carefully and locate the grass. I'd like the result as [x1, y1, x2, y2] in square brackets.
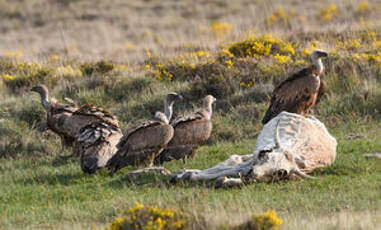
[0, 0, 381, 229]
[0, 122, 380, 229]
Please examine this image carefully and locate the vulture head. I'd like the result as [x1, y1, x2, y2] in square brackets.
[311, 50, 328, 75]
[312, 49, 328, 59]
[164, 92, 183, 122]
[202, 95, 216, 120]
[31, 84, 50, 109]
[166, 92, 183, 104]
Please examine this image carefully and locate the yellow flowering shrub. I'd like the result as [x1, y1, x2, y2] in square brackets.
[338, 39, 362, 50]
[228, 34, 295, 58]
[273, 54, 291, 64]
[106, 202, 186, 230]
[317, 4, 339, 22]
[124, 42, 136, 51]
[361, 30, 377, 42]
[49, 54, 60, 63]
[357, 1, 370, 14]
[225, 59, 234, 68]
[235, 210, 283, 230]
[184, 50, 210, 59]
[210, 21, 232, 38]
[54, 65, 83, 78]
[265, 8, 292, 27]
[5, 50, 23, 59]
[0, 61, 53, 91]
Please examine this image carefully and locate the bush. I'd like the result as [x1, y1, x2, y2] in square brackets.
[1, 61, 53, 92]
[234, 210, 283, 230]
[228, 34, 295, 58]
[81, 60, 114, 76]
[106, 202, 187, 230]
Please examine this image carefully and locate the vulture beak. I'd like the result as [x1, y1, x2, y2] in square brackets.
[30, 86, 38, 92]
[318, 51, 328, 58]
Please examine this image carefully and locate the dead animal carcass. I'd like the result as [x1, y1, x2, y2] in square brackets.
[170, 112, 337, 188]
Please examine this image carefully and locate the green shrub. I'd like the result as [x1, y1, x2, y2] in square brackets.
[81, 60, 114, 76]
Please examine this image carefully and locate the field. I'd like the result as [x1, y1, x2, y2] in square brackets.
[0, 0, 381, 229]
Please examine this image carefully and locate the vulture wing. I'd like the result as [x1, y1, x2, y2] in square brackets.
[73, 104, 119, 128]
[155, 112, 213, 164]
[107, 120, 174, 173]
[75, 122, 123, 174]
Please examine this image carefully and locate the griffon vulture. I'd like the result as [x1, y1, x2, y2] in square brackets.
[31, 85, 121, 153]
[154, 95, 216, 164]
[261, 50, 328, 125]
[106, 93, 182, 174]
[74, 121, 123, 174]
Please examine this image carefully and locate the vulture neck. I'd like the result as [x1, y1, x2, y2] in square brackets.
[39, 89, 50, 110]
[164, 100, 175, 122]
[203, 100, 213, 120]
[312, 58, 324, 76]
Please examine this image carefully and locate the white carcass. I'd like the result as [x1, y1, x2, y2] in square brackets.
[170, 112, 337, 187]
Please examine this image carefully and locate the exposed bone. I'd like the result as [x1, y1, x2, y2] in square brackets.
[215, 176, 244, 189]
[125, 167, 171, 182]
[170, 154, 253, 183]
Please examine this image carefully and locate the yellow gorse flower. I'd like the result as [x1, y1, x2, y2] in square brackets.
[265, 8, 290, 27]
[358, 1, 370, 14]
[252, 210, 283, 230]
[2, 74, 17, 82]
[107, 202, 185, 230]
[273, 54, 291, 64]
[317, 4, 339, 22]
[54, 65, 83, 78]
[210, 21, 232, 38]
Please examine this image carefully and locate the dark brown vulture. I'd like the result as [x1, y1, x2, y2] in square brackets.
[154, 95, 216, 165]
[106, 93, 182, 174]
[261, 50, 328, 125]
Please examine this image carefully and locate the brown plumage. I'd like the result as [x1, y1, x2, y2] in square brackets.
[31, 85, 78, 147]
[154, 95, 216, 165]
[63, 104, 120, 144]
[74, 122, 122, 174]
[261, 50, 328, 125]
[31, 85, 121, 152]
[106, 93, 182, 174]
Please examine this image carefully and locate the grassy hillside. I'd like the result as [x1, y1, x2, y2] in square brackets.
[0, 0, 380, 229]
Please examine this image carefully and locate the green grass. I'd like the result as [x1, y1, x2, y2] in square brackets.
[0, 121, 380, 229]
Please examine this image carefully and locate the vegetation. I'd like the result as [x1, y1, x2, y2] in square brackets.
[0, 0, 380, 229]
